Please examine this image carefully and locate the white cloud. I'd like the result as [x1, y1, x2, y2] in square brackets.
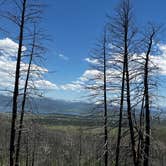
[80, 69, 101, 81]
[31, 80, 59, 90]
[0, 38, 26, 59]
[58, 54, 69, 61]
[151, 43, 166, 75]
[60, 83, 82, 91]
[55, 69, 103, 91]
[2, 38, 165, 94]
[84, 58, 99, 64]
[60, 43, 166, 92]
[36, 42, 166, 93]
[0, 38, 57, 93]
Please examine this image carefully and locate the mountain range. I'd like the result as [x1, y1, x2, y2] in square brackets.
[0, 95, 93, 115]
[0, 95, 165, 118]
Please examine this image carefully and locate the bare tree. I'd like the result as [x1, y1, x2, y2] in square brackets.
[103, 28, 108, 166]
[10, 1, 27, 165]
[1, 0, 44, 165]
[15, 25, 37, 166]
[109, 0, 138, 165]
[85, 27, 110, 166]
[142, 25, 158, 166]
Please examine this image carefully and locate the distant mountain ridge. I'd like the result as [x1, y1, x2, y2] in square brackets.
[0, 95, 165, 118]
[0, 95, 93, 115]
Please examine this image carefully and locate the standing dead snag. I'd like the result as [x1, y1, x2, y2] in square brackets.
[143, 26, 156, 166]
[115, 46, 125, 166]
[10, 0, 27, 165]
[15, 26, 37, 166]
[137, 95, 145, 165]
[5, 0, 44, 165]
[85, 27, 110, 166]
[103, 28, 108, 166]
[124, 11, 137, 166]
[131, 24, 159, 165]
[109, 0, 137, 165]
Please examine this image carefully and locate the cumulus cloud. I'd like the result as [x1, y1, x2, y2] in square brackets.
[80, 70, 101, 81]
[0, 38, 57, 93]
[3, 37, 165, 94]
[151, 43, 166, 75]
[0, 38, 26, 59]
[55, 70, 102, 91]
[31, 80, 59, 90]
[59, 43, 166, 92]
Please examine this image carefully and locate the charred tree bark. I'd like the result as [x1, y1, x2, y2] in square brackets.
[137, 96, 145, 165]
[85, 27, 110, 165]
[125, 41, 137, 166]
[124, 4, 137, 165]
[115, 50, 125, 166]
[15, 27, 36, 166]
[143, 30, 155, 166]
[10, 0, 27, 165]
[113, 1, 137, 165]
[103, 29, 108, 166]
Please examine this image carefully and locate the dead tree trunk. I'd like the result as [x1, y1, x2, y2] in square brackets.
[15, 27, 36, 166]
[103, 28, 108, 166]
[10, 0, 27, 165]
[143, 29, 155, 166]
[137, 96, 145, 165]
[124, 26, 137, 166]
[111, 0, 137, 165]
[85, 27, 110, 165]
[115, 45, 125, 166]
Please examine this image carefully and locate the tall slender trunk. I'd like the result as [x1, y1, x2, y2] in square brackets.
[137, 96, 145, 165]
[143, 52, 150, 166]
[143, 33, 153, 166]
[15, 28, 36, 166]
[10, 0, 27, 165]
[115, 54, 125, 166]
[103, 30, 108, 166]
[125, 52, 137, 166]
[113, 1, 137, 165]
[124, 20, 137, 166]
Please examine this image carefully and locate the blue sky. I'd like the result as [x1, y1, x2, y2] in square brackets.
[40, 0, 166, 100]
[1, 0, 166, 101]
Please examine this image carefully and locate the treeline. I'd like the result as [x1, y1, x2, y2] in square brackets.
[0, 0, 165, 166]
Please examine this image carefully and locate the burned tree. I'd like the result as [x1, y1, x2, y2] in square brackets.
[85, 27, 110, 166]
[9, 1, 27, 165]
[1, 0, 44, 165]
[109, 0, 138, 165]
[15, 26, 37, 166]
[140, 25, 159, 166]
[130, 24, 160, 165]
